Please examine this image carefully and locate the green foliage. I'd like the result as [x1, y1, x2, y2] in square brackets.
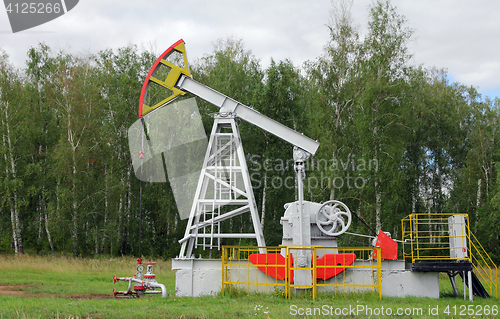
[274, 287, 286, 298]
[0, 1, 498, 263]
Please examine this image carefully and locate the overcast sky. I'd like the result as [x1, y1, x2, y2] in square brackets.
[1, 0, 499, 100]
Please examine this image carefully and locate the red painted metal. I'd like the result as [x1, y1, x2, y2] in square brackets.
[372, 230, 398, 260]
[315, 253, 356, 280]
[138, 39, 185, 117]
[249, 252, 357, 282]
[248, 253, 293, 282]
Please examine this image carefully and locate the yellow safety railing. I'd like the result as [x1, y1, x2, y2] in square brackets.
[402, 213, 470, 262]
[222, 246, 288, 297]
[221, 245, 382, 300]
[402, 213, 497, 298]
[468, 228, 498, 298]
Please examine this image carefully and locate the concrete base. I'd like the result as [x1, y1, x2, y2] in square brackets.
[172, 258, 439, 298]
[379, 260, 439, 298]
[381, 270, 439, 298]
[172, 258, 222, 297]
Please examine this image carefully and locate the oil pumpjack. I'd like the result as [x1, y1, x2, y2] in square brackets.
[128, 39, 472, 299]
[132, 39, 369, 290]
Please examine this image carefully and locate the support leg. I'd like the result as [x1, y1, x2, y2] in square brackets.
[468, 271, 473, 302]
[448, 272, 459, 296]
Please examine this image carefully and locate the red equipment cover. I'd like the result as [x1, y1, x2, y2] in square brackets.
[249, 253, 357, 282]
[316, 253, 356, 280]
[372, 230, 398, 260]
[248, 253, 293, 282]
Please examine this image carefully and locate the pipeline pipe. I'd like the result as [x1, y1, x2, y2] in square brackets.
[114, 289, 165, 296]
[146, 281, 167, 298]
[127, 278, 133, 294]
[113, 276, 136, 296]
[114, 276, 167, 298]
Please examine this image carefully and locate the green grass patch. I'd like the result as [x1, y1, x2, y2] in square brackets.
[0, 254, 498, 318]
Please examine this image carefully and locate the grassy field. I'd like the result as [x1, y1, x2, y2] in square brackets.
[0, 254, 498, 318]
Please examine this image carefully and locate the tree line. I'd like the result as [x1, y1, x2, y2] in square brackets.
[1, 0, 499, 262]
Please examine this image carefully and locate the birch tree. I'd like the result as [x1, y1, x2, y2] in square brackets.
[25, 43, 58, 251]
[0, 50, 26, 254]
[355, 0, 413, 231]
[46, 53, 101, 254]
[305, 0, 362, 203]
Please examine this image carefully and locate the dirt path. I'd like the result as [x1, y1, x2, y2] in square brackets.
[0, 285, 27, 295]
[0, 285, 113, 299]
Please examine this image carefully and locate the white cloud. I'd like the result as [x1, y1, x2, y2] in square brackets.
[0, 0, 498, 99]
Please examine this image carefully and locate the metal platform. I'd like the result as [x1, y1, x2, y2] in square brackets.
[411, 261, 490, 299]
[410, 262, 472, 272]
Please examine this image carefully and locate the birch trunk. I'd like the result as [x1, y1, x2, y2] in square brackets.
[2, 101, 23, 254]
[72, 143, 78, 253]
[260, 174, 267, 231]
[476, 179, 482, 208]
[100, 165, 109, 254]
[38, 206, 43, 242]
[330, 151, 336, 201]
[121, 168, 132, 256]
[2, 115, 17, 254]
[45, 211, 54, 251]
[117, 175, 124, 255]
[373, 126, 381, 232]
[428, 202, 434, 243]
[10, 207, 18, 254]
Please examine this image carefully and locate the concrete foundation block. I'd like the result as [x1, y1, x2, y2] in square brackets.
[172, 258, 222, 297]
[172, 258, 440, 299]
[381, 270, 439, 298]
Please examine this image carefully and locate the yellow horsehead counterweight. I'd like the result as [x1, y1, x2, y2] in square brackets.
[139, 39, 191, 117]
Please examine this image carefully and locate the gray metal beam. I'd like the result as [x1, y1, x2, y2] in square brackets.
[177, 75, 320, 155]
